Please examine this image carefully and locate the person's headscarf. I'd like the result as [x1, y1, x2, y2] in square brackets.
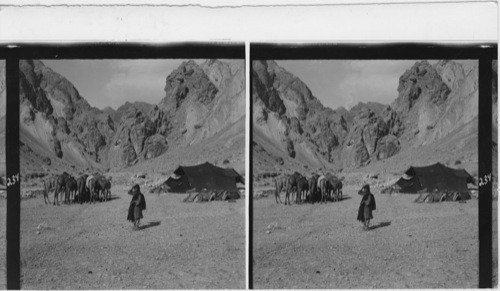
[128, 184, 141, 195]
[358, 184, 371, 195]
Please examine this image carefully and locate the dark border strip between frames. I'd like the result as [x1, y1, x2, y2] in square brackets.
[0, 42, 245, 289]
[250, 43, 497, 60]
[6, 57, 20, 290]
[0, 42, 245, 59]
[249, 42, 497, 289]
[478, 55, 493, 288]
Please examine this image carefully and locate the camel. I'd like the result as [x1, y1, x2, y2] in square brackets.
[329, 178, 343, 201]
[86, 175, 98, 203]
[76, 174, 88, 204]
[317, 175, 330, 203]
[318, 173, 344, 202]
[53, 172, 71, 206]
[296, 176, 309, 204]
[307, 174, 319, 203]
[328, 175, 344, 201]
[43, 175, 57, 204]
[328, 178, 343, 202]
[285, 172, 303, 205]
[65, 176, 78, 204]
[95, 176, 112, 201]
[274, 175, 289, 204]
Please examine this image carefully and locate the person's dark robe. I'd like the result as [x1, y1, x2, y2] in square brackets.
[357, 193, 376, 222]
[127, 192, 146, 222]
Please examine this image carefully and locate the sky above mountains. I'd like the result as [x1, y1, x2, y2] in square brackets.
[43, 58, 423, 112]
[42, 58, 475, 113]
[277, 60, 477, 111]
[276, 60, 419, 110]
[43, 59, 203, 110]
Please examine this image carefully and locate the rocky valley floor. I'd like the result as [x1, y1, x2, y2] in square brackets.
[252, 185, 497, 289]
[20, 184, 245, 289]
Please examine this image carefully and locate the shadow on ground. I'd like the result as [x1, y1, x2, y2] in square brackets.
[369, 221, 391, 230]
[139, 221, 161, 230]
[105, 196, 120, 202]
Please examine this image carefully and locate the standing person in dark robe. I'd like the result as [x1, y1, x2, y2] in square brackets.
[127, 184, 147, 230]
[357, 184, 376, 230]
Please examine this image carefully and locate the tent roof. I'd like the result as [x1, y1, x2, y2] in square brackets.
[402, 162, 474, 193]
[174, 162, 244, 183]
[395, 176, 422, 193]
[449, 168, 476, 185]
[405, 163, 475, 183]
[172, 162, 244, 191]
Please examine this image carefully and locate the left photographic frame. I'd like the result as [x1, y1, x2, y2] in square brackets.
[1, 43, 246, 289]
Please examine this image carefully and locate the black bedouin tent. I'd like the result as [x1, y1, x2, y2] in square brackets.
[396, 162, 475, 194]
[164, 162, 244, 193]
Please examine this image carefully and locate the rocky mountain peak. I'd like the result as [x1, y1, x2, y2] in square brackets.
[434, 60, 466, 91]
[253, 59, 478, 175]
[20, 59, 245, 174]
[160, 60, 218, 111]
[394, 60, 451, 114]
[253, 60, 404, 170]
[201, 59, 231, 89]
[20, 60, 115, 168]
[252, 61, 287, 117]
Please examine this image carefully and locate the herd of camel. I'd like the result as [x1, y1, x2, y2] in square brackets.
[275, 171, 344, 205]
[42, 172, 112, 206]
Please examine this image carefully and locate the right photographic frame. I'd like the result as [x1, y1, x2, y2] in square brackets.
[250, 44, 497, 289]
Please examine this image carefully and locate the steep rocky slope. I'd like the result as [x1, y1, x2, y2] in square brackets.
[20, 59, 245, 176]
[253, 60, 480, 177]
[253, 60, 404, 172]
[393, 60, 478, 146]
[20, 60, 115, 172]
[106, 59, 245, 170]
[102, 101, 153, 126]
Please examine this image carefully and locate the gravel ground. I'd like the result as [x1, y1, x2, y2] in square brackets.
[253, 185, 494, 289]
[20, 184, 245, 289]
